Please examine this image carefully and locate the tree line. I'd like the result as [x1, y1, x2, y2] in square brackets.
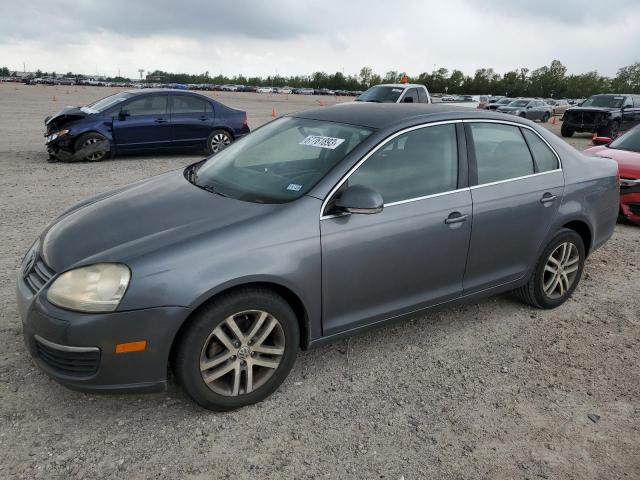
[3, 60, 639, 98]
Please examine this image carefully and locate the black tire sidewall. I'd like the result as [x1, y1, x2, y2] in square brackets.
[74, 132, 108, 161]
[174, 289, 299, 411]
[206, 129, 232, 154]
[532, 229, 585, 309]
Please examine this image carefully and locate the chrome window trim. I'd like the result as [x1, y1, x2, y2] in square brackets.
[34, 334, 99, 353]
[320, 120, 463, 220]
[462, 118, 563, 170]
[469, 168, 562, 190]
[384, 187, 470, 207]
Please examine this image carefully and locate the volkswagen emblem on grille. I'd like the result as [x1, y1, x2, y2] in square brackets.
[23, 250, 36, 279]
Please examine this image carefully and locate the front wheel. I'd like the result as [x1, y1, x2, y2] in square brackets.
[541, 112, 550, 123]
[74, 132, 109, 161]
[173, 288, 299, 411]
[514, 228, 585, 309]
[601, 121, 620, 139]
[206, 129, 233, 154]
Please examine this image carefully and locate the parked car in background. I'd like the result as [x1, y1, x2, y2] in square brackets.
[256, 87, 273, 93]
[298, 88, 314, 95]
[220, 85, 238, 92]
[497, 98, 553, 122]
[44, 89, 249, 162]
[356, 84, 431, 104]
[545, 99, 570, 116]
[275, 87, 293, 94]
[483, 97, 513, 111]
[584, 125, 640, 225]
[561, 94, 640, 138]
[19, 103, 618, 410]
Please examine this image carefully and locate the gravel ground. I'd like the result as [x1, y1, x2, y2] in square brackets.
[0, 84, 638, 480]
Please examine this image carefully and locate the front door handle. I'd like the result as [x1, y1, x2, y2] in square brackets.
[155, 117, 168, 123]
[540, 193, 557, 204]
[444, 212, 468, 224]
[199, 116, 208, 121]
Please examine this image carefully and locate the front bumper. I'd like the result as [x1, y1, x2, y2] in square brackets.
[620, 185, 640, 225]
[17, 264, 190, 393]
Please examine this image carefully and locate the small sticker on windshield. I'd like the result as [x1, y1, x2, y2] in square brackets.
[300, 135, 345, 150]
[287, 183, 303, 192]
[392, 88, 403, 92]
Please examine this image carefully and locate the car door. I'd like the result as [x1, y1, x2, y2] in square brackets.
[170, 94, 215, 147]
[112, 94, 170, 150]
[320, 122, 472, 335]
[462, 121, 564, 293]
[621, 96, 637, 131]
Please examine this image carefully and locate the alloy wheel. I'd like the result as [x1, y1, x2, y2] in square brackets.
[542, 242, 580, 299]
[82, 137, 105, 161]
[210, 133, 231, 153]
[199, 310, 285, 396]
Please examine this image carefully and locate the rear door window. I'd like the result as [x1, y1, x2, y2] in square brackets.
[171, 95, 209, 113]
[469, 123, 534, 184]
[522, 129, 559, 173]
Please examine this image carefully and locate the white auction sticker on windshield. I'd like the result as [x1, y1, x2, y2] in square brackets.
[300, 135, 345, 150]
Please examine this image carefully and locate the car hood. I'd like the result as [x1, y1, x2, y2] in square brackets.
[41, 170, 275, 272]
[566, 106, 617, 113]
[496, 106, 522, 112]
[583, 145, 640, 178]
[44, 106, 89, 126]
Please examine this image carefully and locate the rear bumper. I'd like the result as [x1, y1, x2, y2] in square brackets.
[18, 275, 190, 393]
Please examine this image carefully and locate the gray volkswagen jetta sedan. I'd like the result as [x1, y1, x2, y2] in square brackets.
[17, 104, 619, 410]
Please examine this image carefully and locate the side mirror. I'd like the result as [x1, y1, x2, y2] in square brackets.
[403, 96, 414, 103]
[592, 136, 612, 146]
[526, 105, 533, 109]
[118, 110, 130, 120]
[335, 185, 383, 214]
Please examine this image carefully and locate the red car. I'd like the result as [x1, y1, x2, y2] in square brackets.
[584, 125, 640, 225]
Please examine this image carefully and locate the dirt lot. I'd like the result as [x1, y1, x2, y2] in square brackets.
[0, 84, 638, 480]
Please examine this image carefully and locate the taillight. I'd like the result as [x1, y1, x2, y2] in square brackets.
[243, 114, 248, 126]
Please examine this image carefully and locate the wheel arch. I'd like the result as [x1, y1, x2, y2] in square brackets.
[169, 281, 312, 368]
[561, 219, 593, 257]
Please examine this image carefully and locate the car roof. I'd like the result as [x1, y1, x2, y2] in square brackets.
[290, 103, 507, 129]
[370, 83, 425, 89]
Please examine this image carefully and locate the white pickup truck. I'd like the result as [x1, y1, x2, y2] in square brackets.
[355, 83, 431, 104]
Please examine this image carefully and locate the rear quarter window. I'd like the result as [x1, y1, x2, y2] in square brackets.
[522, 129, 559, 172]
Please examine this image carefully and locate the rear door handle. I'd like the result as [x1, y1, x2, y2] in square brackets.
[540, 193, 557, 204]
[444, 212, 468, 224]
[155, 117, 168, 123]
[199, 116, 208, 121]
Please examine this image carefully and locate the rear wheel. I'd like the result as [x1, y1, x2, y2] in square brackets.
[173, 288, 299, 411]
[206, 129, 233, 154]
[541, 112, 550, 123]
[74, 133, 109, 161]
[560, 124, 574, 137]
[514, 228, 585, 309]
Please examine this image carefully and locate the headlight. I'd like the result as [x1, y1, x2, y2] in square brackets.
[47, 263, 130, 313]
[46, 129, 70, 142]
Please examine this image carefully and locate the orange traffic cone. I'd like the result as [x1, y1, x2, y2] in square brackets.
[592, 132, 597, 140]
[271, 108, 277, 117]
[550, 116, 557, 125]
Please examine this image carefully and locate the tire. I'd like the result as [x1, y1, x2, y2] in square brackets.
[519, 112, 527, 118]
[206, 129, 233, 155]
[73, 132, 109, 161]
[601, 121, 620, 139]
[514, 228, 585, 309]
[173, 287, 299, 411]
[560, 124, 574, 137]
[541, 112, 550, 123]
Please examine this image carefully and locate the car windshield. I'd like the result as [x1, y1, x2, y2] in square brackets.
[83, 92, 135, 113]
[609, 126, 640, 153]
[508, 100, 530, 107]
[581, 95, 625, 108]
[191, 117, 373, 203]
[356, 86, 404, 103]
[498, 98, 512, 105]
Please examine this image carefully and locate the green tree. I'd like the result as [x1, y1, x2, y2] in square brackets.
[359, 66, 373, 87]
[611, 62, 640, 93]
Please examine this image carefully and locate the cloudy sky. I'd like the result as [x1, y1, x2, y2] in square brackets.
[1, 0, 639, 79]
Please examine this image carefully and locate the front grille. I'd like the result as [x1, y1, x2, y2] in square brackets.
[34, 336, 100, 377]
[23, 256, 56, 295]
[565, 111, 603, 125]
